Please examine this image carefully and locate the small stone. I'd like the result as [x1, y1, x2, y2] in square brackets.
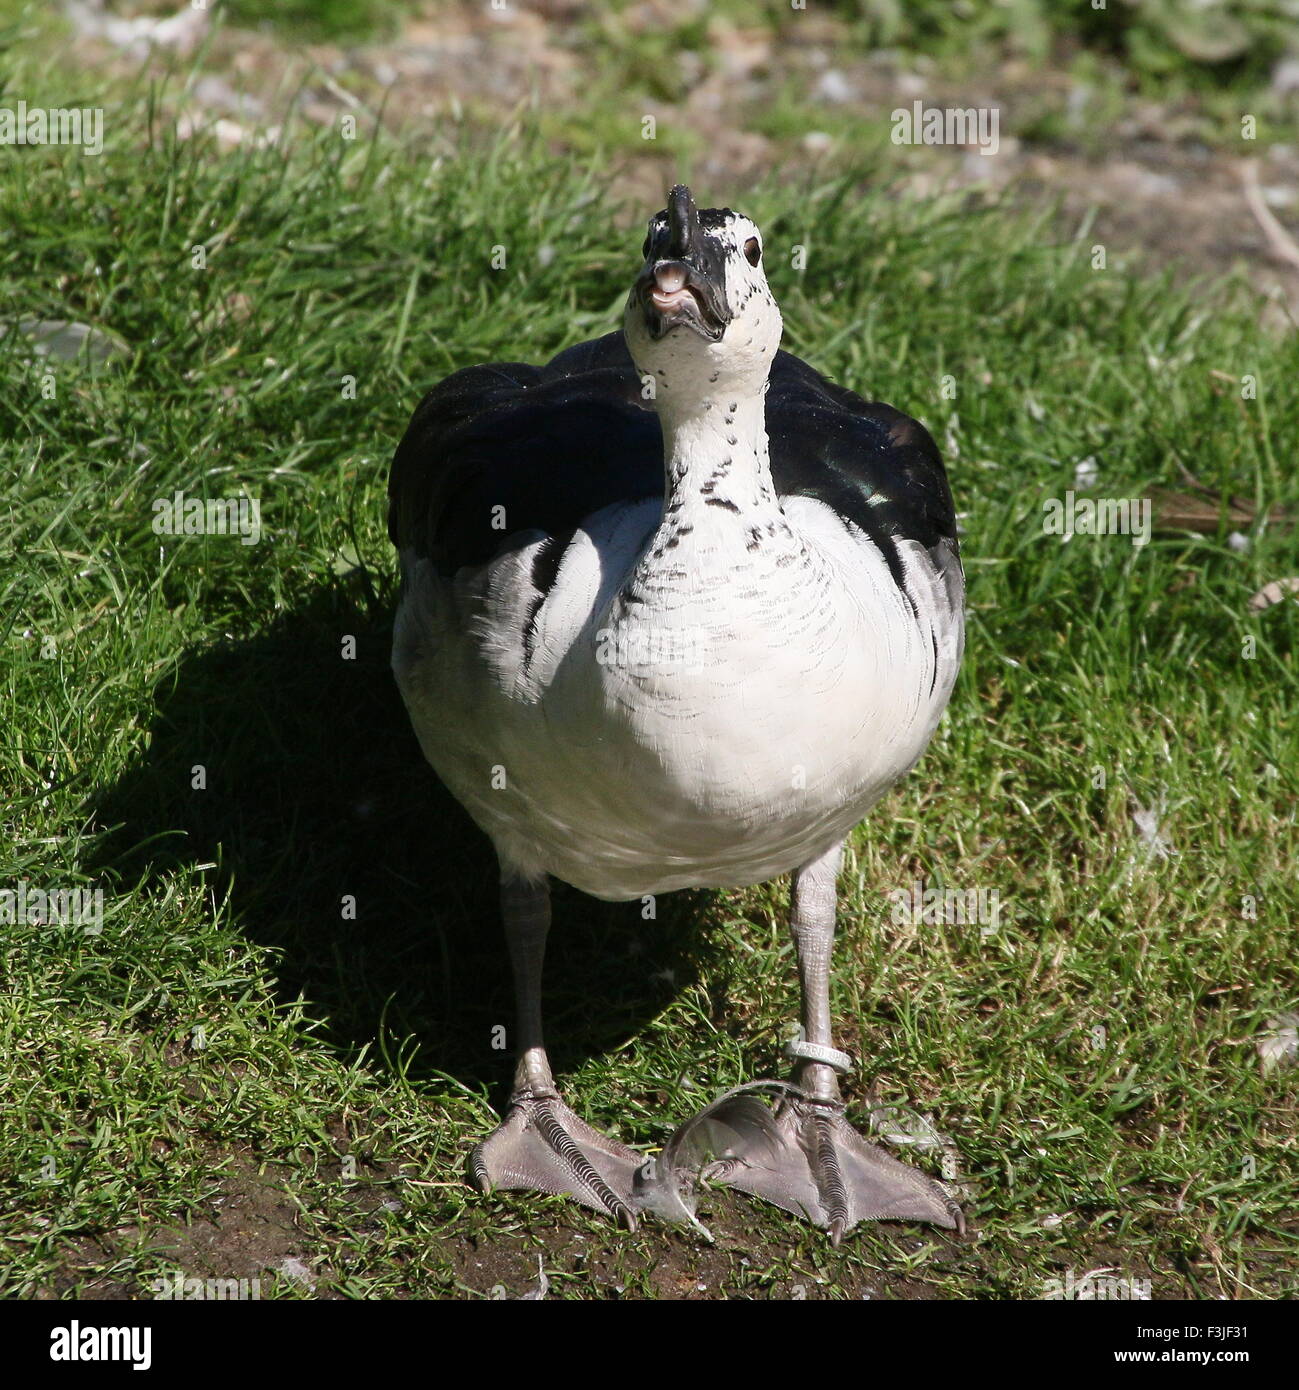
[815, 69, 853, 104]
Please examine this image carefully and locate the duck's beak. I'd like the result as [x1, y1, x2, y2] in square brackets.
[635, 184, 730, 342]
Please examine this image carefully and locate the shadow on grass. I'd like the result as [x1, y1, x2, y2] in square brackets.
[84, 573, 721, 1106]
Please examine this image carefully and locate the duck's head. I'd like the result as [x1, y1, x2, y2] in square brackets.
[623, 185, 782, 403]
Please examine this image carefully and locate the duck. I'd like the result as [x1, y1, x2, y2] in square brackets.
[387, 185, 965, 1242]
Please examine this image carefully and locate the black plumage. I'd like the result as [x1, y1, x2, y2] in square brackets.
[388, 332, 959, 600]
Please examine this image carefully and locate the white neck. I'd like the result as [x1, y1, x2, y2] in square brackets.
[658, 388, 775, 525]
[616, 371, 806, 615]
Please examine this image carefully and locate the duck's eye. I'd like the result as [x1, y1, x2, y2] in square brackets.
[744, 236, 761, 267]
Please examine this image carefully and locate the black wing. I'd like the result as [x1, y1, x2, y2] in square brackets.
[387, 334, 660, 575]
[388, 332, 958, 583]
[764, 351, 959, 596]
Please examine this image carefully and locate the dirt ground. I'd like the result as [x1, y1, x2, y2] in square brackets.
[45, 1149, 1296, 1299]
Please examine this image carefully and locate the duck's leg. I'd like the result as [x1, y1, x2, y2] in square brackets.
[665, 841, 963, 1241]
[469, 872, 642, 1228]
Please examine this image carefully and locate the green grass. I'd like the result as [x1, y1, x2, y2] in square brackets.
[67, 0, 1299, 80]
[1, 70, 1297, 1299]
[509, 1, 1299, 160]
[233, 0, 416, 43]
[110, 0, 419, 44]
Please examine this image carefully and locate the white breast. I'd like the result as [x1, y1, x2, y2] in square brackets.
[393, 494, 962, 901]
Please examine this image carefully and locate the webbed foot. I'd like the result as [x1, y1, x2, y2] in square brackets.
[469, 1088, 643, 1230]
[640, 1080, 963, 1243]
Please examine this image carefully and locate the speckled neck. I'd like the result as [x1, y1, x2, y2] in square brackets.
[612, 385, 799, 613]
[659, 392, 776, 527]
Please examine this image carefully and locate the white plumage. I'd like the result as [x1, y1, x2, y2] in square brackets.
[394, 492, 959, 898]
[387, 186, 966, 1239]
